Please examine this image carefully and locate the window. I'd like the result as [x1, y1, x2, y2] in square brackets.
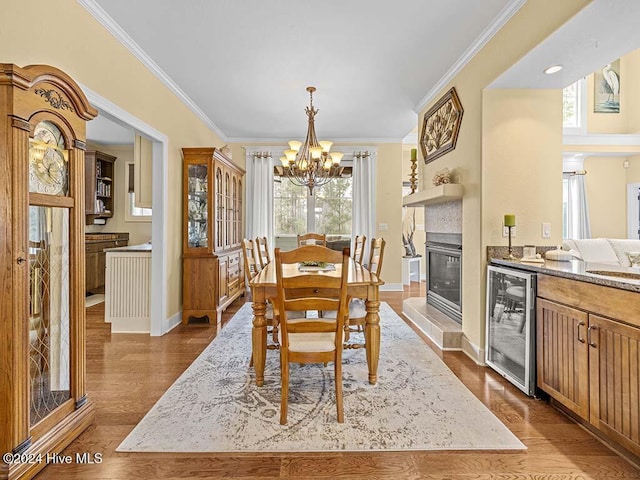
[274, 176, 352, 238]
[563, 78, 586, 134]
[126, 162, 152, 221]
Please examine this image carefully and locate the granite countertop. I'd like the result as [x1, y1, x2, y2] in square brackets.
[104, 243, 152, 253]
[490, 257, 640, 293]
[85, 232, 130, 242]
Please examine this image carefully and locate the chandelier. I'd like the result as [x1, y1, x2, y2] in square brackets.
[280, 86, 344, 195]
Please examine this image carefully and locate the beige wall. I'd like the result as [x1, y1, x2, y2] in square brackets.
[416, 0, 589, 353]
[374, 143, 403, 286]
[2, 0, 225, 320]
[85, 144, 153, 245]
[587, 48, 640, 134]
[583, 156, 628, 238]
[628, 155, 640, 183]
[483, 89, 564, 246]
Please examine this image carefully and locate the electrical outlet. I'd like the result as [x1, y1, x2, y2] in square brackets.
[379, 223, 388, 231]
[542, 222, 551, 238]
[416, 223, 425, 231]
[502, 226, 516, 237]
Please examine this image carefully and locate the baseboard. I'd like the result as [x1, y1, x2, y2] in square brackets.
[461, 335, 486, 366]
[164, 311, 182, 334]
[380, 283, 403, 292]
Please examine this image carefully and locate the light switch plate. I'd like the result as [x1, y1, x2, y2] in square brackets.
[542, 222, 551, 238]
[502, 226, 516, 237]
[379, 223, 388, 231]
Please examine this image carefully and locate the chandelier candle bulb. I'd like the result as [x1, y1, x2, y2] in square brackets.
[504, 214, 516, 227]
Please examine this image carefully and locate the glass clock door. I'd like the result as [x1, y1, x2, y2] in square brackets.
[187, 163, 209, 248]
[28, 206, 71, 425]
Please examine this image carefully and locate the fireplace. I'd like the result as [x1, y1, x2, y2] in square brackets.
[426, 232, 462, 324]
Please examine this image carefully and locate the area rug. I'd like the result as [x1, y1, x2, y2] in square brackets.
[117, 302, 525, 452]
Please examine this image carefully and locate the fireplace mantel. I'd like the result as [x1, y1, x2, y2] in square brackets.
[402, 184, 463, 207]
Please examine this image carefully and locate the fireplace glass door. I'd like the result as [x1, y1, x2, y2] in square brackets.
[426, 244, 462, 323]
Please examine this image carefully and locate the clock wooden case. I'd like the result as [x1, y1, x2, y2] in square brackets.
[0, 64, 98, 480]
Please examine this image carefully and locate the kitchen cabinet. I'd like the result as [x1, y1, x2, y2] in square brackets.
[181, 147, 245, 324]
[85, 233, 129, 294]
[537, 274, 640, 457]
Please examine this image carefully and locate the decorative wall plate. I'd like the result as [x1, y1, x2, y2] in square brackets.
[420, 87, 464, 164]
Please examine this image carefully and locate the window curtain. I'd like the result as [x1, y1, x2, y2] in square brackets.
[245, 152, 274, 247]
[566, 173, 591, 239]
[352, 151, 376, 261]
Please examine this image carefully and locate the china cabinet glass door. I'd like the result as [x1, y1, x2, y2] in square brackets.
[187, 163, 209, 248]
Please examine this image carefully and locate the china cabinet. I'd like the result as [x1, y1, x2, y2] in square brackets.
[182, 147, 244, 324]
[0, 64, 98, 480]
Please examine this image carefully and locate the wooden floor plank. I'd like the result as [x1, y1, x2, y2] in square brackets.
[32, 284, 640, 479]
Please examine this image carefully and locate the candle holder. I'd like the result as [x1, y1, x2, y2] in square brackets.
[504, 225, 516, 260]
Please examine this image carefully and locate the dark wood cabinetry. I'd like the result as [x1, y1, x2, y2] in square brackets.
[181, 147, 244, 324]
[85, 150, 116, 223]
[85, 233, 129, 294]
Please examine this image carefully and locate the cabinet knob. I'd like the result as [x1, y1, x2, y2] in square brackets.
[16, 256, 26, 265]
[576, 321, 586, 343]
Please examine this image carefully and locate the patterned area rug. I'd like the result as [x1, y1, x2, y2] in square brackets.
[117, 302, 525, 452]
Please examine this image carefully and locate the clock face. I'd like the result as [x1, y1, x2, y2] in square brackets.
[29, 122, 69, 195]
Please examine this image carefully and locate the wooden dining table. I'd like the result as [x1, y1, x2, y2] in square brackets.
[248, 257, 384, 387]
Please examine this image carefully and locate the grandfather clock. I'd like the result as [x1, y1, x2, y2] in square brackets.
[0, 64, 97, 480]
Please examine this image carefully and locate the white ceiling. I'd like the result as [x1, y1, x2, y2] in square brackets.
[490, 0, 640, 89]
[84, 0, 519, 142]
[83, 0, 640, 146]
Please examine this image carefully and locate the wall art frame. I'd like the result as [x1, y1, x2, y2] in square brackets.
[594, 58, 620, 113]
[420, 87, 464, 164]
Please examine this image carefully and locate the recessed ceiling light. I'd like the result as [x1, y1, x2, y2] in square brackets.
[544, 65, 563, 74]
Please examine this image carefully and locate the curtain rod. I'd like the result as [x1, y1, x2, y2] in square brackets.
[563, 169, 587, 175]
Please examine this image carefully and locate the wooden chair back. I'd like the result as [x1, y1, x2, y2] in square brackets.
[255, 236, 271, 268]
[241, 238, 261, 284]
[352, 235, 366, 264]
[368, 237, 386, 278]
[297, 233, 327, 246]
[273, 245, 350, 424]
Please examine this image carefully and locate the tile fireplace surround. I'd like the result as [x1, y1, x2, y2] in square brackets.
[404, 199, 464, 353]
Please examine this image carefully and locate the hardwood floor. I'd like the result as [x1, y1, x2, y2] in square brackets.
[33, 284, 639, 479]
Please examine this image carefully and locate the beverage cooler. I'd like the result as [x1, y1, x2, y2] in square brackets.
[485, 265, 537, 396]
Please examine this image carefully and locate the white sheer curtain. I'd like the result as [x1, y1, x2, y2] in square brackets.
[245, 152, 274, 247]
[352, 151, 376, 260]
[566, 173, 591, 239]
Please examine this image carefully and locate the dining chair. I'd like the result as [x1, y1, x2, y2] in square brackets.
[272, 245, 350, 425]
[297, 232, 327, 246]
[242, 239, 305, 352]
[241, 238, 262, 286]
[255, 236, 271, 268]
[323, 237, 386, 345]
[352, 235, 366, 264]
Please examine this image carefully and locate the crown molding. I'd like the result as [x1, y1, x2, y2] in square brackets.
[244, 145, 378, 160]
[78, 0, 227, 142]
[413, 0, 526, 114]
[229, 137, 402, 144]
